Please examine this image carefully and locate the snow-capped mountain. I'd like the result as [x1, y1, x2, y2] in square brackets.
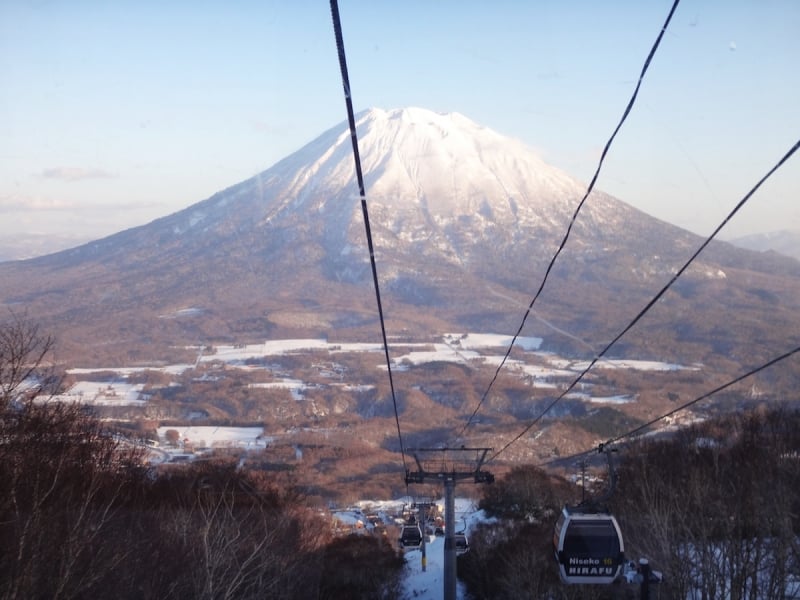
[2, 108, 800, 367]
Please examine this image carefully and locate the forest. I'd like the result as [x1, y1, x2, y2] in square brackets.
[461, 407, 800, 599]
[2, 317, 799, 599]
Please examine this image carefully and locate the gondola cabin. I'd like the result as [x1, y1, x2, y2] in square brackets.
[399, 524, 423, 548]
[553, 506, 624, 584]
[454, 532, 469, 555]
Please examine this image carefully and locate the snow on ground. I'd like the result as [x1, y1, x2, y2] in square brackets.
[401, 536, 465, 600]
[249, 379, 308, 400]
[571, 358, 696, 372]
[200, 333, 537, 368]
[62, 334, 693, 391]
[400, 498, 492, 600]
[331, 383, 375, 392]
[589, 394, 635, 404]
[156, 426, 271, 449]
[566, 392, 636, 404]
[481, 355, 574, 379]
[45, 381, 146, 406]
[391, 345, 482, 366]
[206, 339, 330, 362]
[55, 333, 700, 417]
[68, 364, 194, 376]
[444, 332, 543, 351]
[158, 307, 205, 319]
[199, 339, 385, 364]
[347, 498, 489, 600]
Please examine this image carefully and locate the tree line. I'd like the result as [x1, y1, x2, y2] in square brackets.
[0, 315, 404, 600]
[460, 406, 800, 599]
[3, 314, 799, 599]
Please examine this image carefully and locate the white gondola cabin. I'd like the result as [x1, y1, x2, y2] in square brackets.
[553, 506, 624, 584]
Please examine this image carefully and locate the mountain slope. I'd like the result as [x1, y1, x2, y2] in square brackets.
[2, 108, 800, 371]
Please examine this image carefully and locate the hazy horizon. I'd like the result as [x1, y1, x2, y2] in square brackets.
[2, 2, 798, 252]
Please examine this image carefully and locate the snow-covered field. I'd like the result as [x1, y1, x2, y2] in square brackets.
[47, 381, 146, 406]
[156, 426, 272, 449]
[57, 332, 696, 408]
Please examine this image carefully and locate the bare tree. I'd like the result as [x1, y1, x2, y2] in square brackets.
[617, 409, 800, 600]
[0, 311, 58, 408]
[0, 317, 148, 600]
[149, 463, 331, 600]
[0, 399, 146, 600]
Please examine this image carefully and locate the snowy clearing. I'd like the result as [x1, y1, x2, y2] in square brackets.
[156, 426, 271, 449]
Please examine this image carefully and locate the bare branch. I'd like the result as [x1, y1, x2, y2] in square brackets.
[0, 311, 58, 407]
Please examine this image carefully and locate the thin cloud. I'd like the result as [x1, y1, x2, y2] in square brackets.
[0, 195, 77, 212]
[40, 167, 117, 181]
[251, 120, 288, 135]
[0, 194, 159, 213]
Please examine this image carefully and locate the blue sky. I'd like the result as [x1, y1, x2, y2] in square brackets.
[1, 0, 798, 248]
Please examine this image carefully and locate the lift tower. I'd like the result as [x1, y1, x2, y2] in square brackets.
[405, 447, 494, 600]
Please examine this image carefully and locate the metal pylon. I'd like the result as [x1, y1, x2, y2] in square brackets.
[405, 447, 494, 600]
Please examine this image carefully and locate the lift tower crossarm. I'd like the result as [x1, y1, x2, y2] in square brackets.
[405, 447, 493, 485]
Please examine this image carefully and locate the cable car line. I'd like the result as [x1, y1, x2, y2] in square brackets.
[329, 0, 408, 475]
[554, 504, 625, 585]
[548, 343, 800, 586]
[325, 1, 793, 590]
[539, 342, 800, 469]
[554, 444, 625, 585]
[606, 343, 800, 447]
[329, 0, 797, 493]
[324, 5, 798, 593]
[458, 0, 682, 439]
[543, 345, 800, 586]
[488, 137, 800, 464]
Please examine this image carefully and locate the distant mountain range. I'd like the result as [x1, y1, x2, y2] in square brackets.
[729, 230, 800, 262]
[2, 108, 800, 387]
[0, 233, 94, 262]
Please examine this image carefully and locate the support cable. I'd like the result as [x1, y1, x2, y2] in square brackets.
[539, 343, 800, 468]
[608, 345, 800, 445]
[329, 0, 408, 473]
[459, 0, 681, 437]
[490, 137, 800, 463]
